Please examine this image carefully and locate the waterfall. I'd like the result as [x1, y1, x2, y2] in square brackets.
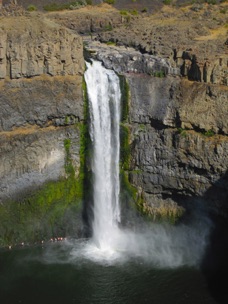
[82, 60, 210, 267]
[84, 60, 121, 250]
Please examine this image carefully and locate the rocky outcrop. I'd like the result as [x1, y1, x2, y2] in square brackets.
[45, 4, 228, 86]
[127, 73, 228, 217]
[96, 4, 228, 86]
[85, 40, 179, 76]
[0, 75, 83, 131]
[0, 16, 84, 79]
[48, 4, 125, 35]
[0, 4, 227, 245]
[0, 75, 83, 202]
[80, 3, 228, 218]
[84, 38, 228, 218]
[0, 16, 84, 204]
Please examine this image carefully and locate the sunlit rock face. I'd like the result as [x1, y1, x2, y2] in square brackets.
[0, 16, 84, 203]
[85, 40, 228, 216]
[0, 17, 84, 79]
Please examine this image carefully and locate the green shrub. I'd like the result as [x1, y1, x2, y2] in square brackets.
[27, 4, 37, 11]
[120, 10, 128, 15]
[220, 8, 227, 14]
[43, 1, 86, 12]
[104, 24, 113, 31]
[163, 0, 172, 4]
[104, 0, 115, 4]
[177, 128, 187, 137]
[151, 70, 165, 78]
[206, 0, 217, 4]
[130, 9, 138, 15]
[106, 41, 116, 45]
[203, 129, 215, 137]
[141, 7, 148, 13]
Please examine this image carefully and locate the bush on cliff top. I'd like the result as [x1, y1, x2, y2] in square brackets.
[43, 1, 88, 11]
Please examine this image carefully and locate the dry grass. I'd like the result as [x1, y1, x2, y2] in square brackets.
[46, 2, 118, 17]
[194, 26, 228, 41]
[0, 125, 57, 138]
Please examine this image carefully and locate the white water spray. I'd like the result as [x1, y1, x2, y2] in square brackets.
[76, 59, 211, 267]
[84, 60, 121, 251]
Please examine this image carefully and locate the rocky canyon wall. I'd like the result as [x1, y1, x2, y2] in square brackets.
[0, 16, 84, 202]
[128, 75, 228, 218]
[0, 16, 85, 244]
[81, 2, 228, 220]
[0, 4, 227, 245]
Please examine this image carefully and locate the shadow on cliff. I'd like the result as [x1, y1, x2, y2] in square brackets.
[200, 170, 228, 304]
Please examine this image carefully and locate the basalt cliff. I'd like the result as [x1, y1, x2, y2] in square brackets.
[0, 3, 227, 245]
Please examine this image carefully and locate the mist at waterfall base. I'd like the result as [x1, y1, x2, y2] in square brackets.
[77, 60, 211, 268]
[0, 61, 218, 304]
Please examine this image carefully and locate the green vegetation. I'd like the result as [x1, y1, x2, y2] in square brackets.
[118, 75, 139, 213]
[177, 127, 187, 137]
[203, 129, 215, 137]
[119, 9, 139, 17]
[119, 76, 130, 122]
[119, 76, 131, 171]
[151, 70, 166, 78]
[0, 80, 92, 247]
[106, 41, 116, 46]
[27, 4, 37, 11]
[43, 1, 87, 12]
[206, 0, 217, 4]
[104, 24, 113, 31]
[163, 0, 172, 5]
[141, 7, 148, 13]
[0, 129, 87, 247]
[64, 138, 75, 176]
[177, 127, 215, 138]
[120, 170, 137, 202]
[220, 8, 227, 14]
[118, 75, 185, 224]
[120, 123, 131, 171]
[130, 9, 138, 15]
[120, 11, 131, 23]
[139, 124, 146, 132]
[104, 0, 115, 4]
[137, 198, 185, 224]
[0, 175, 83, 247]
[120, 10, 128, 15]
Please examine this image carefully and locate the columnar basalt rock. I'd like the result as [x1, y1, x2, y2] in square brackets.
[0, 4, 227, 244]
[127, 73, 228, 217]
[84, 39, 228, 218]
[0, 16, 84, 204]
[0, 17, 84, 79]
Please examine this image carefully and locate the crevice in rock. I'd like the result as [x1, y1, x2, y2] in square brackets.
[149, 118, 169, 130]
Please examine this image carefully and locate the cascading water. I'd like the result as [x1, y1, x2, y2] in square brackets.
[84, 60, 121, 251]
[81, 59, 211, 266]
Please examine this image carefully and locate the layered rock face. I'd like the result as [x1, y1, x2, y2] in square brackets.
[0, 76, 83, 203]
[85, 39, 228, 218]
[128, 75, 228, 217]
[97, 4, 228, 86]
[0, 5, 227, 244]
[83, 3, 228, 217]
[0, 16, 84, 203]
[0, 17, 83, 79]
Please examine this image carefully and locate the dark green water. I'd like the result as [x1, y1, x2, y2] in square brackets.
[0, 241, 219, 304]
